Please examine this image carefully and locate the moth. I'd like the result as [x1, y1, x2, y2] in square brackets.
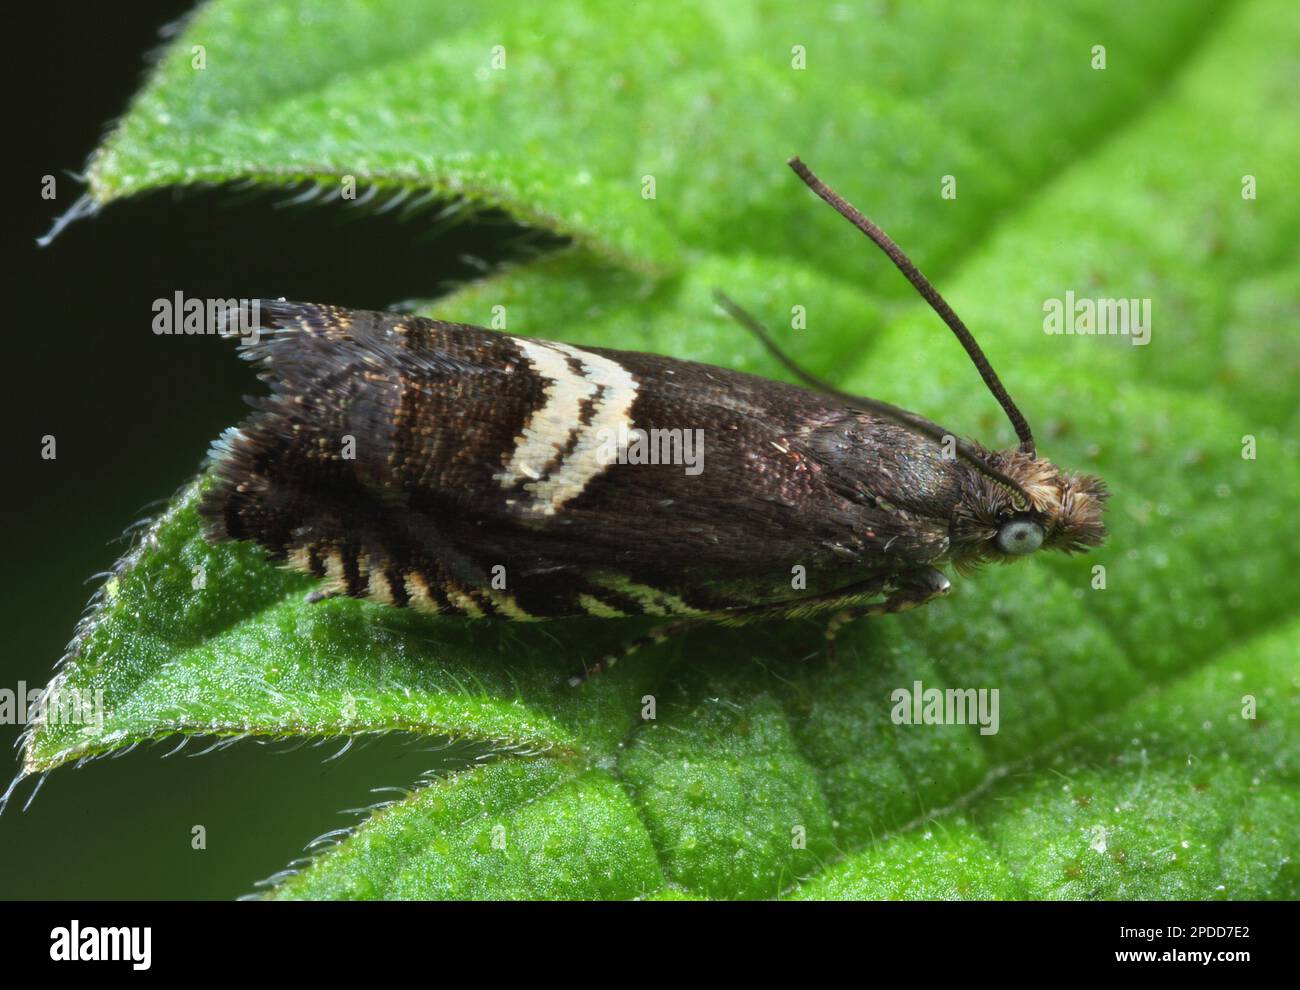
[200, 158, 1107, 684]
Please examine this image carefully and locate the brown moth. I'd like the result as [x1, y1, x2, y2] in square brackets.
[201, 158, 1107, 683]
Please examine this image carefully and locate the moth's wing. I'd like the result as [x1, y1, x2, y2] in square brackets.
[200, 301, 524, 548]
[201, 303, 952, 616]
[480, 341, 956, 572]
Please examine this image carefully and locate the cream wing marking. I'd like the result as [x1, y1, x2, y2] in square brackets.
[497, 339, 597, 488]
[498, 338, 639, 516]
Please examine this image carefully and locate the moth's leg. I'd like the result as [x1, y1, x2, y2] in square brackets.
[305, 588, 343, 604]
[568, 618, 705, 687]
[567, 569, 949, 686]
[824, 566, 951, 643]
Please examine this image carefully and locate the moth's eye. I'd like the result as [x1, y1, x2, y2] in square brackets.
[996, 519, 1044, 555]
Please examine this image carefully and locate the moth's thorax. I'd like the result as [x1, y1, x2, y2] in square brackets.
[948, 446, 1108, 571]
[814, 414, 965, 508]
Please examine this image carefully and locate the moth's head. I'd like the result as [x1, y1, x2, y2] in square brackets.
[949, 447, 1108, 572]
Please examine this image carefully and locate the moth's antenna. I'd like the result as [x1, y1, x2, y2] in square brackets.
[714, 291, 1033, 504]
[788, 157, 1036, 458]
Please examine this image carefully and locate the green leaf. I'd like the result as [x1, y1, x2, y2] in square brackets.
[22, 0, 1299, 899]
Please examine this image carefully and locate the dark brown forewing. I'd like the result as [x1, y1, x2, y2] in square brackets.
[203, 304, 953, 615]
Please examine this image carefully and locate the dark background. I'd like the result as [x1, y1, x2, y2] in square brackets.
[1, 1, 534, 898]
